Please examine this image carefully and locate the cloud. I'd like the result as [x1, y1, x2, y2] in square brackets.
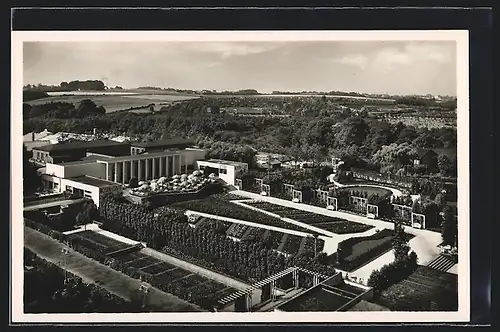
[331, 54, 368, 69]
[190, 42, 283, 59]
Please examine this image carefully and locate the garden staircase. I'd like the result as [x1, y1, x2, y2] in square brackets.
[426, 254, 456, 272]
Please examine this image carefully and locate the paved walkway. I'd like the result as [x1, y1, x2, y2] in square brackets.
[24, 198, 88, 212]
[24, 226, 202, 312]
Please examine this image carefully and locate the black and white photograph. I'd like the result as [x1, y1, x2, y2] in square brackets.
[12, 31, 469, 323]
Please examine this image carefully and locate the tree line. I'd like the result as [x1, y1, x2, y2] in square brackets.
[23, 96, 457, 179]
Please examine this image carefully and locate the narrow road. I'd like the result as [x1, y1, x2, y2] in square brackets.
[24, 227, 202, 312]
[24, 198, 88, 212]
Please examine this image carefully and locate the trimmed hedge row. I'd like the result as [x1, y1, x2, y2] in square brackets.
[24, 218, 67, 242]
[333, 229, 399, 272]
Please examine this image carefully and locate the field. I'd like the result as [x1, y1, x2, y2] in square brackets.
[243, 201, 373, 234]
[377, 265, 458, 311]
[27, 93, 199, 113]
[67, 231, 239, 309]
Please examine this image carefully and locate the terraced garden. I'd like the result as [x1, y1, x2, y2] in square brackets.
[171, 197, 321, 236]
[68, 230, 239, 309]
[243, 201, 373, 234]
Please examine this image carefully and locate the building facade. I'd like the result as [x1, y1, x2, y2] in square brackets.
[196, 159, 249, 186]
[38, 140, 207, 207]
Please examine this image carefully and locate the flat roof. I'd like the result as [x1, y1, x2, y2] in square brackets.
[35, 139, 130, 153]
[101, 149, 183, 163]
[203, 159, 248, 167]
[131, 138, 195, 149]
[55, 159, 99, 166]
[67, 175, 120, 188]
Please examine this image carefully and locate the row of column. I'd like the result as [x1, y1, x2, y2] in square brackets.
[106, 154, 183, 184]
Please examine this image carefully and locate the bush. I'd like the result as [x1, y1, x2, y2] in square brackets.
[367, 252, 418, 293]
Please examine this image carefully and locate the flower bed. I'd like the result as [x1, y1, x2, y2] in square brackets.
[126, 256, 163, 270]
[244, 201, 373, 234]
[171, 197, 320, 235]
[313, 221, 373, 234]
[140, 262, 177, 275]
[76, 231, 131, 253]
[153, 267, 192, 284]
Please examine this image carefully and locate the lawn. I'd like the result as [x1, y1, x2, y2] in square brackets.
[376, 265, 458, 311]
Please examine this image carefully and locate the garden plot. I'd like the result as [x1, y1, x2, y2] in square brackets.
[243, 201, 373, 234]
[171, 197, 321, 235]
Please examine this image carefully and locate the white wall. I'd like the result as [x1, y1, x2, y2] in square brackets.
[196, 161, 236, 186]
[44, 162, 106, 179]
[61, 178, 101, 206]
[44, 164, 66, 178]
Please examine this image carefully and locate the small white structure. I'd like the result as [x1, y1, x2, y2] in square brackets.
[196, 159, 249, 186]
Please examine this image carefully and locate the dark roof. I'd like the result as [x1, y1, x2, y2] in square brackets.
[35, 140, 130, 153]
[131, 138, 195, 149]
[68, 175, 120, 188]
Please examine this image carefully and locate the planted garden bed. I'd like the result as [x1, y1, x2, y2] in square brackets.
[313, 221, 373, 234]
[171, 197, 320, 235]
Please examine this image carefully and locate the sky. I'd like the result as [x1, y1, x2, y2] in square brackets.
[23, 41, 457, 96]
